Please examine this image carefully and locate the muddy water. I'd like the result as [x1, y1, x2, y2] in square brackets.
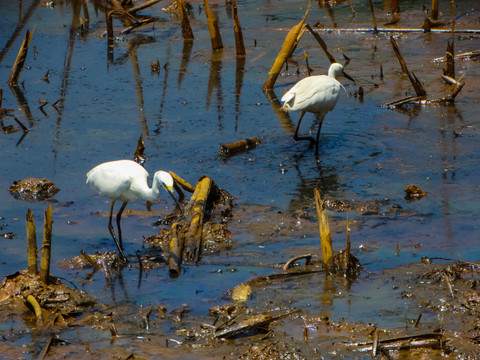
[0, 0, 479, 358]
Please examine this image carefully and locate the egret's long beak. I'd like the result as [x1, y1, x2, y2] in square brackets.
[166, 186, 182, 211]
[343, 70, 355, 83]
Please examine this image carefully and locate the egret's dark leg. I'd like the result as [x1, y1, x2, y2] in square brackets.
[115, 201, 129, 262]
[107, 200, 128, 262]
[293, 111, 315, 145]
[315, 113, 326, 154]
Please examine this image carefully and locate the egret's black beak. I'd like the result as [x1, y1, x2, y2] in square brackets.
[167, 187, 182, 211]
[343, 70, 355, 83]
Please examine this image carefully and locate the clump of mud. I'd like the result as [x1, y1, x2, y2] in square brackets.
[9, 178, 59, 202]
[0, 270, 95, 327]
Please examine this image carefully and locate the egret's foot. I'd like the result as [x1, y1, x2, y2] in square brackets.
[294, 135, 316, 145]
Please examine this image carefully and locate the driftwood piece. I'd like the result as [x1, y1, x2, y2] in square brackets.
[185, 177, 213, 262]
[262, 8, 308, 90]
[215, 311, 296, 339]
[282, 254, 314, 270]
[314, 188, 334, 274]
[8, 29, 34, 85]
[26, 209, 38, 275]
[348, 333, 444, 352]
[219, 137, 261, 158]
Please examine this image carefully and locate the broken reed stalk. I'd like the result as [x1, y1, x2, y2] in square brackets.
[129, 0, 162, 14]
[231, 0, 246, 56]
[305, 24, 336, 64]
[169, 171, 195, 193]
[368, 0, 377, 34]
[391, 0, 399, 14]
[304, 51, 311, 76]
[262, 8, 308, 90]
[106, 11, 114, 41]
[8, 28, 34, 85]
[444, 0, 455, 77]
[431, 0, 439, 21]
[168, 223, 185, 277]
[389, 36, 426, 97]
[26, 294, 43, 324]
[314, 188, 334, 274]
[26, 208, 38, 275]
[39, 204, 52, 284]
[83, 1, 90, 26]
[204, 0, 223, 51]
[178, 0, 194, 40]
[185, 177, 212, 262]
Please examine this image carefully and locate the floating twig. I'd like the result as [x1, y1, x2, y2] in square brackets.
[283, 254, 314, 270]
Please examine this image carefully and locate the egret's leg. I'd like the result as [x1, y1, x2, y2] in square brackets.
[293, 111, 315, 144]
[315, 113, 326, 153]
[115, 201, 129, 262]
[107, 200, 117, 243]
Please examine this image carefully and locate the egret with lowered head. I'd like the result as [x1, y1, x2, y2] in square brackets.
[86, 160, 181, 262]
[281, 62, 354, 150]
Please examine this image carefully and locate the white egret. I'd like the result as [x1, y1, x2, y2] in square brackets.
[281, 62, 354, 150]
[86, 160, 181, 262]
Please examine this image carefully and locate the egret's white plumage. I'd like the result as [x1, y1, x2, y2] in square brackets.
[86, 160, 181, 261]
[281, 62, 354, 150]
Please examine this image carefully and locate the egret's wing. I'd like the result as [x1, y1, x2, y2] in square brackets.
[86, 164, 133, 199]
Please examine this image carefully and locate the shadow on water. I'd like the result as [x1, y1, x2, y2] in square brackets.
[1, 0, 480, 357]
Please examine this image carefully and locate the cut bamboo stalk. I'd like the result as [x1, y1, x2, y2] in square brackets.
[178, 0, 194, 40]
[39, 204, 52, 284]
[314, 188, 334, 274]
[305, 24, 336, 64]
[262, 8, 308, 90]
[204, 0, 223, 50]
[231, 0, 245, 56]
[219, 137, 261, 158]
[185, 177, 212, 262]
[26, 208, 37, 275]
[368, 0, 377, 34]
[431, 0, 439, 21]
[168, 223, 185, 277]
[8, 28, 34, 85]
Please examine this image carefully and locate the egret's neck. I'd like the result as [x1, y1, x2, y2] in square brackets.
[142, 175, 163, 201]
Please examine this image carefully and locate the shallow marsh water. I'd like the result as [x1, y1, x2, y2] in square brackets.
[0, 0, 480, 358]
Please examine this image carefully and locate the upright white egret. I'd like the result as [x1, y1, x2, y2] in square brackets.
[281, 62, 354, 150]
[86, 160, 181, 262]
